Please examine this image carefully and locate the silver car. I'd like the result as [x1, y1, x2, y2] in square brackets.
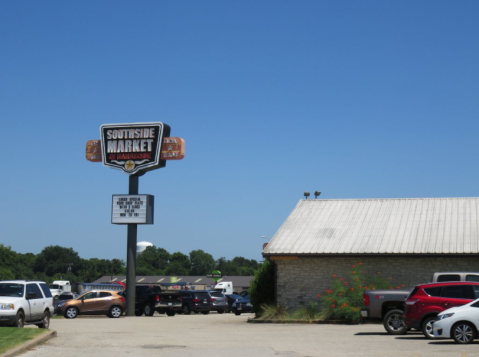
[207, 291, 228, 314]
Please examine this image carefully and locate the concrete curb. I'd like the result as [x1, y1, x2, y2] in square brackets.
[0, 330, 57, 357]
[247, 318, 360, 324]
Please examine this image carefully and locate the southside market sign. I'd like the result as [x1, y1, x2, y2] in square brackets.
[100, 122, 170, 175]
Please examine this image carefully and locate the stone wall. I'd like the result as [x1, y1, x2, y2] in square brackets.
[273, 256, 479, 310]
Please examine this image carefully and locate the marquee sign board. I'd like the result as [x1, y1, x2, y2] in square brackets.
[111, 194, 154, 224]
[100, 122, 171, 175]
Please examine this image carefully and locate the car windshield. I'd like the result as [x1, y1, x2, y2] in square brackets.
[49, 284, 60, 289]
[0, 283, 24, 297]
[58, 294, 75, 300]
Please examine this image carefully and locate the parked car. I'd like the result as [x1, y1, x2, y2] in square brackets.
[126, 285, 182, 316]
[207, 291, 228, 313]
[239, 291, 249, 298]
[362, 272, 479, 335]
[225, 294, 243, 313]
[53, 292, 78, 314]
[57, 290, 126, 319]
[231, 296, 252, 315]
[0, 280, 53, 328]
[433, 298, 479, 343]
[404, 282, 479, 338]
[178, 290, 213, 315]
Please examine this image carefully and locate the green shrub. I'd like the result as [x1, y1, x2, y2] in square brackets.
[249, 260, 275, 317]
[257, 303, 290, 320]
[291, 301, 320, 321]
[319, 262, 404, 322]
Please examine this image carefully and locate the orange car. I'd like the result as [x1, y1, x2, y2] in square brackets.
[57, 290, 126, 319]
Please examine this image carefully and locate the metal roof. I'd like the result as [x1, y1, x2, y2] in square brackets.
[93, 275, 253, 287]
[263, 198, 479, 256]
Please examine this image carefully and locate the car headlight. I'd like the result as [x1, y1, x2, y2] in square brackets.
[57, 303, 64, 308]
[0, 303, 14, 310]
[438, 313, 454, 320]
[246, 303, 251, 307]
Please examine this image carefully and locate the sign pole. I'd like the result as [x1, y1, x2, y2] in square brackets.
[126, 174, 139, 316]
[89, 122, 184, 317]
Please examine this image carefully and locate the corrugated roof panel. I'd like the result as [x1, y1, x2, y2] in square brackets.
[263, 197, 479, 255]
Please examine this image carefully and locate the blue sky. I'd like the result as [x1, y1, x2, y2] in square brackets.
[1, 1, 478, 263]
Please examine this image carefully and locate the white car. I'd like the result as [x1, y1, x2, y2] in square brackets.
[0, 280, 54, 328]
[433, 298, 479, 344]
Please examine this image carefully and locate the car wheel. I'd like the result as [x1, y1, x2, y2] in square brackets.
[201, 311, 210, 315]
[65, 307, 78, 319]
[144, 304, 155, 316]
[109, 306, 123, 318]
[166, 311, 176, 317]
[422, 316, 436, 339]
[234, 311, 241, 316]
[37, 311, 50, 329]
[452, 322, 476, 344]
[383, 309, 407, 335]
[13, 311, 24, 328]
[217, 310, 225, 314]
[182, 305, 191, 315]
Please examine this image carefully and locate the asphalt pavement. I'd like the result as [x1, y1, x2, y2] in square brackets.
[17, 313, 479, 357]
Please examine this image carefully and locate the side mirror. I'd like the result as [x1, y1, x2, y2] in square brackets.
[26, 292, 36, 299]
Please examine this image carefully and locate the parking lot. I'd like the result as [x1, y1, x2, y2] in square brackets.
[21, 313, 479, 357]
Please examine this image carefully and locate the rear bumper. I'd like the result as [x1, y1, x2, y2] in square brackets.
[156, 305, 182, 313]
[192, 305, 211, 312]
[211, 303, 228, 311]
[232, 306, 252, 313]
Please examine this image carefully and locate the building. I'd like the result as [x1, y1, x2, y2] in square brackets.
[94, 275, 252, 294]
[262, 197, 479, 310]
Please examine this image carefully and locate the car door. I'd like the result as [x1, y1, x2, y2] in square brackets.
[440, 285, 474, 310]
[38, 282, 53, 314]
[26, 283, 45, 321]
[96, 292, 113, 312]
[80, 291, 98, 313]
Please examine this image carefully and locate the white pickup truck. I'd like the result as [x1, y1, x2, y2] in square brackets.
[361, 272, 479, 334]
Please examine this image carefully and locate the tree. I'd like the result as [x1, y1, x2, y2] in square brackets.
[0, 244, 17, 271]
[216, 259, 240, 276]
[33, 246, 82, 277]
[215, 256, 260, 276]
[0, 267, 15, 280]
[15, 253, 36, 279]
[249, 259, 276, 317]
[137, 246, 169, 275]
[165, 252, 190, 275]
[189, 250, 215, 275]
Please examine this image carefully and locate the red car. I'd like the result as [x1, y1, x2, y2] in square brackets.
[404, 281, 479, 338]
